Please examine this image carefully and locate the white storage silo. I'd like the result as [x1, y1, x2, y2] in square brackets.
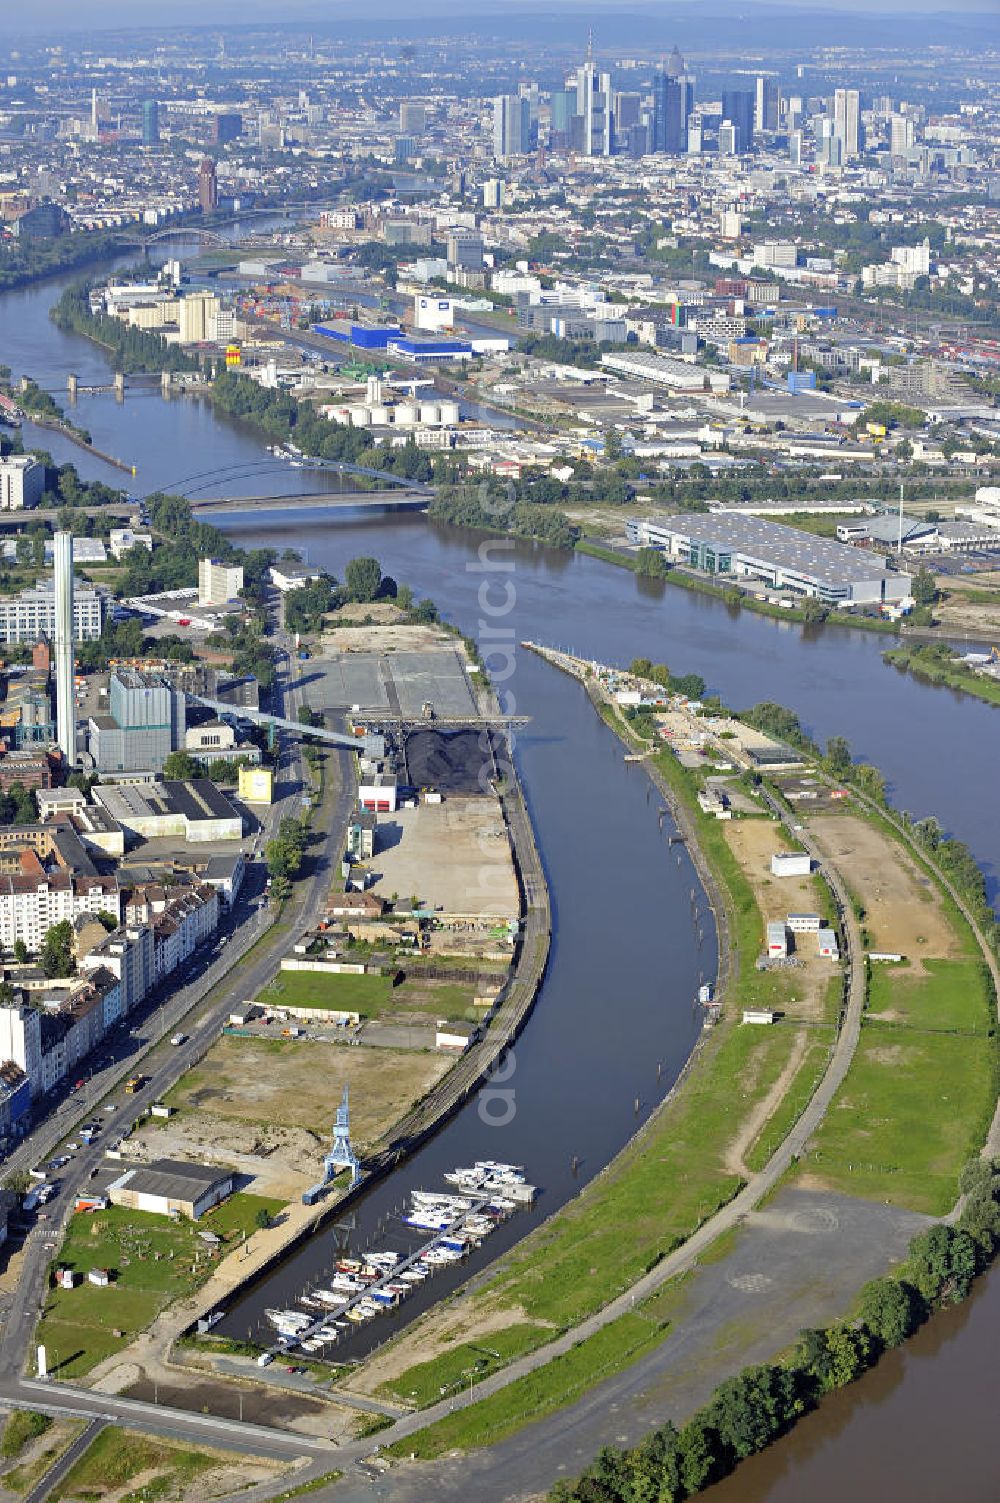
[348, 405, 371, 427]
[438, 400, 460, 427]
[395, 402, 418, 426]
[419, 402, 441, 426]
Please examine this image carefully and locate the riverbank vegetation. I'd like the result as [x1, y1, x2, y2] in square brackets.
[428, 482, 579, 548]
[0, 374, 93, 446]
[51, 284, 200, 374]
[885, 641, 1000, 708]
[0, 228, 128, 295]
[549, 1157, 1000, 1502]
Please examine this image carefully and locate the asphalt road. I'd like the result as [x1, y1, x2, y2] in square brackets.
[22, 1416, 105, 1503]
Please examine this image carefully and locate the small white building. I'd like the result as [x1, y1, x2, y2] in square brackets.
[358, 772, 398, 813]
[767, 921, 789, 958]
[109, 528, 153, 559]
[787, 912, 821, 933]
[771, 852, 812, 877]
[818, 928, 840, 959]
[742, 1009, 777, 1025]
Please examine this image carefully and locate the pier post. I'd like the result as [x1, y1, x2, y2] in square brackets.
[67, 374, 79, 402]
[160, 370, 171, 395]
[113, 372, 125, 402]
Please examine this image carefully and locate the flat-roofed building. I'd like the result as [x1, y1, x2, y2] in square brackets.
[626, 513, 912, 606]
[107, 1158, 235, 1219]
[0, 456, 44, 511]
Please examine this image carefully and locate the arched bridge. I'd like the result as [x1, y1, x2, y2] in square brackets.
[145, 457, 434, 502]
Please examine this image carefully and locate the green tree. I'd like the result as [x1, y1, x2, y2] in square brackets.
[12, 940, 27, 964]
[857, 1278, 923, 1350]
[40, 919, 74, 978]
[799, 596, 829, 624]
[162, 750, 204, 781]
[912, 566, 938, 607]
[635, 547, 668, 580]
[677, 1418, 719, 1493]
[254, 1207, 272, 1230]
[706, 1363, 803, 1460]
[824, 1323, 873, 1387]
[344, 556, 383, 603]
[824, 736, 853, 779]
[908, 1224, 978, 1305]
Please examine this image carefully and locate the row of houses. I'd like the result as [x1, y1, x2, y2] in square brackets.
[0, 879, 221, 1135]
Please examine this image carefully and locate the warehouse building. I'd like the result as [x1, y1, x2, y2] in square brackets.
[92, 779, 243, 843]
[107, 1158, 235, 1219]
[626, 514, 912, 606]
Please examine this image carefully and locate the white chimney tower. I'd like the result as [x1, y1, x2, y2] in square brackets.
[53, 531, 75, 767]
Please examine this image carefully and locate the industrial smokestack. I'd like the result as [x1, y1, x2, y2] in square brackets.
[53, 531, 75, 767]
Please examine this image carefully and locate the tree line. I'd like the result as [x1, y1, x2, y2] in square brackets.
[50, 284, 200, 375]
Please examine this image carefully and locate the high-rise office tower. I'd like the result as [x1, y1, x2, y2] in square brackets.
[198, 157, 218, 213]
[754, 76, 778, 133]
[890, 113, 915, 156]
[212, 113, 242, 144]
[718, 121, 738, 156]
[575, 39, 613, 156]
[652, 73, 691, 153]
[789, 129, 804, 165]
[493, 94, 530, 160]
[834, 88, 862, 159]
[666, 44, 685, 78]
[141, 98, 159, 146]
[549, 88, 576, 140]
[721, 90, 754, 153]
[399, 101, 426, 133]
[53, 531, 74, 767]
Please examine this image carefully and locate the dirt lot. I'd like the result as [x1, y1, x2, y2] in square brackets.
[134, 1036, 452, 1197]
[368, 795, 519, 921]
[806, 813, 957, 965]
[723, 818, 837, 1023]
[319, 618, 448, 653]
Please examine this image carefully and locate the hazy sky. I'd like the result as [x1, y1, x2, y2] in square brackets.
[1, 0, 997, 34]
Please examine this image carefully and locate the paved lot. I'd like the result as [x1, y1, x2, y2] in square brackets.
[307, 647, 479, 719]
[370, 797, 518, 919]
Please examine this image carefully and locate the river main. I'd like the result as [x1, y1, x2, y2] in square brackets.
[4, 250, 1000, 1499]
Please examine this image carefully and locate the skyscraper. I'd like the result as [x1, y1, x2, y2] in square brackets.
[493, 95, 530, 161]
[575, 39, 613, 157]
[53, 531, 74, 767]
[198, 157, 218, 213]
[721, 90, 754, 153]
[754, 76, 778, 133]
[652, 73, 691, 153]
[141, 98, 159, 146]
[834, 88, 862, 159]
[890, 113, 915, 156]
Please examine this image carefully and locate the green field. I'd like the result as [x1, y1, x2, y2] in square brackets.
[867, 957, 994, 1033]
[744, 1028, 836, 1174]
[51, 1427, 225, 1503]
[2, 1420, 85, 1496]
[799, 1027, 996, 1214]
[0, 1411, 51, 1460]
[384, 1311, 667, 1460]
[259, 969, 393, 1014]
[35, 1194, 284, 1378]
[380, 1322, 548, 1407]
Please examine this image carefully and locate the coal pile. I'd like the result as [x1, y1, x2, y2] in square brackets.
[405, 729, 506, 794]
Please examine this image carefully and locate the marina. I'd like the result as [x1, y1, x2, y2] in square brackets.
[260, 1165, 535, 1363]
